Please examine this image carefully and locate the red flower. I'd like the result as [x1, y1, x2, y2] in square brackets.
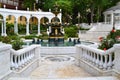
[104, 48, 106, 51]
[111, 29, 116, 33]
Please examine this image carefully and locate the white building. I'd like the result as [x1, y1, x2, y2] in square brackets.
[103, 2, 120, 29]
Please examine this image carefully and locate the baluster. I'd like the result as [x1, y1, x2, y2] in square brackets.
[29, 51, 32, 60]
[88, 51, 91, 62]
[90, 52, 93, 62]
[81, 48, 84, 58]
[28, 52, 31, 62]
[95, 54, 99, 67]
[92, 53, 96, 64]
[82, 49, 85, 59]
[10, 54, 15, 70]
[19, 55, 22, 67]
[25, 52, 29, 64]
[17, 55, 21, 68]
[31, 50, 34, 58]
[99, 55, 104, 69]
[86, 51, 89, 61]
[14, 55, 19, 69]
[103, 55, 107, 70]
[21, 54, 24, 66]
[24, 53, 27, 65]
[107, 54, 112, 69]
[84, 50, 87, 60]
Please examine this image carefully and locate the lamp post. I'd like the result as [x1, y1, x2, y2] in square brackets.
[78, 12, 80, 26]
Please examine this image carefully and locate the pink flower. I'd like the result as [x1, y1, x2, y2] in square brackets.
[99, 37, 103, 42]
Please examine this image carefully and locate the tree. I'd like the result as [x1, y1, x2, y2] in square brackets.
[43, 0, 73, 23]
[23, 0, 35, 10]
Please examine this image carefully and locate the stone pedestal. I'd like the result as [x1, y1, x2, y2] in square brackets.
[0, 44, 12, 79]
[114, 44, 120, 72]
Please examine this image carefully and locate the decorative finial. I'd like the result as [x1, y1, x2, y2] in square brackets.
[27, 7, 29, 11]
[53, 2, 59, 16]
[3, 5, 6, 9]
[16, 6, 18, 10]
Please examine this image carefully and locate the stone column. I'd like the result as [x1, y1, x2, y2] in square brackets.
[104, 14, 107, 24]
[1, 22, 3, 36]
[111, 13, 114, 26]
[114, 44, 120, 73]
[26, 19, 30, 35]
[37, 20, 40, 35]
[49, 19, 51, 33]
[3, 17, 7, 36]
[14, 18, 18, 34]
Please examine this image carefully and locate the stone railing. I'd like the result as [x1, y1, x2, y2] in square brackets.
[76, 44, 115, 70]
[10, 45, 40, 71]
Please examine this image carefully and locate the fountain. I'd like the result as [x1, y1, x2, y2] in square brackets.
[47, 3, 64, 46]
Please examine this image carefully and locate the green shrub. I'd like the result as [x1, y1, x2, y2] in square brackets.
[12, 39, 24, 50]
[22, 35, 37, 39]
[1, 36, 11, 44]
[64, 26, 78, 37]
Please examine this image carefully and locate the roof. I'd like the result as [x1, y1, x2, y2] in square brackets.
[105, 5, 120, 11]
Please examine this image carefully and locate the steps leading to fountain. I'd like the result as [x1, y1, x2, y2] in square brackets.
[8, 76, 119, 80]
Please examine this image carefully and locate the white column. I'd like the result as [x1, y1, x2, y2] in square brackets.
[49, 19, 51, 33]
[1, 22, 3, 36]
[26, 19, 30, 35]
[38, 20, 40, 35]
[104, 14, 107, 24]
[111, 13, 114, 26]
[3, 17, 7, 36]
[14, 18, 18, 34]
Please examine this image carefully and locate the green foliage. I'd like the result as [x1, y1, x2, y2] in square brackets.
[1, 36, 11, 44]
[10, 35, 19, 40]
[0, 36, 2, 41]
[18, 24, 26, 34]
[6, 23, 15, 35]
[23, 0, 35, 10]
[21, 35, 37, 39]
[64, 25, 78, 37]
[12, 38, 24, 50]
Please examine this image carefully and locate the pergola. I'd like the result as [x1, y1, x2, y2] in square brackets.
[103, 2, 120, 29]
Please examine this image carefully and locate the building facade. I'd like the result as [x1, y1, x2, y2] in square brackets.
[0, 0, 23, 9]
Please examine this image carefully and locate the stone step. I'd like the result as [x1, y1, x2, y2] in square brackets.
[8, 76, 119, 80]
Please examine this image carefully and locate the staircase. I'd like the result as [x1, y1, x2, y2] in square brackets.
[79, 23, 113, 42]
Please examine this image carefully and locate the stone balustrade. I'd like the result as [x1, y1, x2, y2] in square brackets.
[76, 44, 115, 70]
[10, 45, 40, 71]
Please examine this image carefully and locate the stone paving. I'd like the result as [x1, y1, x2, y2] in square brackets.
[30, 58, 91, 79]
[8, 56, 120, 80]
